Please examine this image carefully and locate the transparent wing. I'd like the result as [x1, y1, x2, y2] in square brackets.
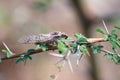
[18, 31, 68, 44]
[18, 33, 56, 44]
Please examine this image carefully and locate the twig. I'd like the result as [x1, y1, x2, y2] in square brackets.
[1, 46, 57, 60]
[101, 49, 114, 54]
[1, 37, 120, 61]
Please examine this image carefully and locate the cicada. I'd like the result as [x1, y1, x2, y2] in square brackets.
[18, 31, 68, 44]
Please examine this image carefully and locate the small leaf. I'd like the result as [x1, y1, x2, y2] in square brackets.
[115, 41, 120, 48]
[114, 25, 120, 30]
[16, 58, 24, 64]
[35, 44, 48, 51]
[104, 35, 109, 41]
[20, 56, 27, 61]
[26, 49, 35, 55]
[112, 54, 118, 63]
[91, 45, 103, 54]
[109, 36, 120, 49]
[106, 53, 113, 60]
[33, 0, 51, 10]
[60, 38, 69, 45]
[57, 40, 67, 54]
[107, 30, 120, 51]
[2, 49, 8, 54]
[57, 66, 63, 71]
[106, 53, 120, 64]
[96, 28, 105, 34]
[72, 42, 77, 48]
[2, 49, 12, 58]
[27, 55, 32, 60]
[71, 42, 77, 53]
[74, 34, 87, 43]
[50, 74, 55, 79]
[36, 44, 41, 49]
[16, 55, 32, 64]
[2, 42, 13, 55]
[79, 45, 89, 55]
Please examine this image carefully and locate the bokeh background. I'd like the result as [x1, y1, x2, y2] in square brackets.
[0, 0, 120, 80]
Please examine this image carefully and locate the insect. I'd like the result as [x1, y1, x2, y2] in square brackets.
[18, 31, 68, 44]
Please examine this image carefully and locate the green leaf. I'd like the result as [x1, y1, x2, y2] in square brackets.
[26, 49, 35, 55]
[72, 42, 77, 48]
[57, 66, 63, 71]
[107, 29, 120, 51]
[60, 38, 69, 45]
[79, 45, 89, 55]
[27, 55, 32, 60]
[115, 41, 120, 48]
[106, 53, 120, 64]
[57, 40, 67, 54]
[16, 58, 24, 64]
[74, 34, 88, 43]
[112, 54, 118, 63]
[2, 49, 12, 58]
[35, 44, 48, 51]
[108, 36, 120, 48]
[110, 30, 118, 39]
[104, 35, 109, 41]
[22, 56, 28, 61]
[96, 28, 105, 34]
[106, 53, 113, 60]
[71, 42, 77, 53]
[91, 45, 103, 54]
[16, 55, 32, 64]
[114, 25, 120, 30]
[50, 75, 55, 79]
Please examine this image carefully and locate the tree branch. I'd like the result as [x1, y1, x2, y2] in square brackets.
[0, 37, 112, 61]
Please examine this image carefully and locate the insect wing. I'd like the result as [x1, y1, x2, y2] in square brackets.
[18, 35, 41, 44]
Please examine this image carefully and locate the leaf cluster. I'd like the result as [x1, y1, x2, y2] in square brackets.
[16, 49, 35, 64]
[96, 25, 120, 64]
[106, 53, 120, 64]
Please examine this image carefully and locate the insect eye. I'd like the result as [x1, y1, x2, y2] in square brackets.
[51, 31, 58, 35]
[62, 34, 68, 39]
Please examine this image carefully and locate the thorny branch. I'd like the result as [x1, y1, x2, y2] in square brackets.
[1, 37, 120, 61]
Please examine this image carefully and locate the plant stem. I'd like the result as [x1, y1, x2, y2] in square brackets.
[101, 49, 114, 54]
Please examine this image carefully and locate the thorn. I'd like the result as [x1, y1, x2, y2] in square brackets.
[102, 19, 109, 34]
[76, 55, 79, 65]
[76, 45, 80, 65]
[50, 53, 64, 58]
[2, 42, 14, 55]
[55, 50, 73, 72]
[65, 50, 73, 72]
[64, 50, 71, 60]
[67, 59, 73, 72]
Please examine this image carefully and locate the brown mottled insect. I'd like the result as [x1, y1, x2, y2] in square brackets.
[18, 31, 68, 44]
